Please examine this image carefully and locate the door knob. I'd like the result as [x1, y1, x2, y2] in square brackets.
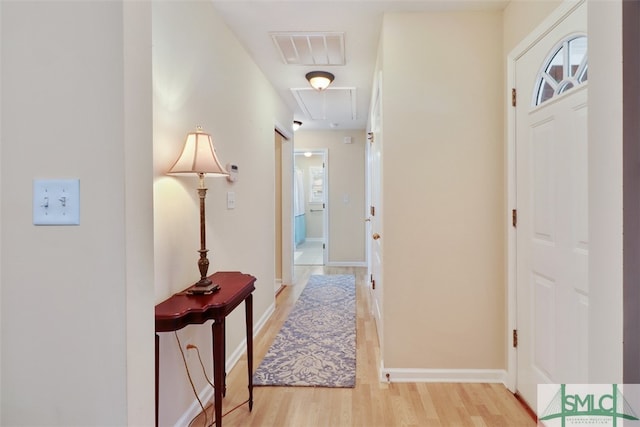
[372, 233, 381, 240]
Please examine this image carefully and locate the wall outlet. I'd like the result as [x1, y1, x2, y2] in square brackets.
[185, 343, 196, 359]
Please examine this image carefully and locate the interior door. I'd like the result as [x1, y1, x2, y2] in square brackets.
[275, 131, 283, 293]
[367, 72, 384, 347]
[514, 1, 588, 410]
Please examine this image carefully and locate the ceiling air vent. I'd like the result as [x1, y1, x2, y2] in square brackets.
[270, 32, 345, 66]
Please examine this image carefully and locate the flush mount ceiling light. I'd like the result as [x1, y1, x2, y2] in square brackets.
[305, 71, 335, 91]
[293, 120, 302, 131]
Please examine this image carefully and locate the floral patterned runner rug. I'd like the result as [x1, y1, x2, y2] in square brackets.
[253, 274, 356, 388]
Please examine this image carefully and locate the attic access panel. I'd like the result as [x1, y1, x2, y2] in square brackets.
[291, 87, 357, 122]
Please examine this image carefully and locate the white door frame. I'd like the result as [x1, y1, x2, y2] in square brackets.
[366, 70, 384, 360]
[506, 0, 586, 393]
[365, 133, 372, 282]
[275, 122, 294, 288]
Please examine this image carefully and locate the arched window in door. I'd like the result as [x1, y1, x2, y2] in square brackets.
[534, 35, 588, 106]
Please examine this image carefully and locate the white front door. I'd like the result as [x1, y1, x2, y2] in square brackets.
[514, 1, 588, 410]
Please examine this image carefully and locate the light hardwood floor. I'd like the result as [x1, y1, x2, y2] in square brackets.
[189, 266, 535, 427]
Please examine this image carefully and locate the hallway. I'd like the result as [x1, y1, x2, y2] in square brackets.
[189, 266, 535, 426]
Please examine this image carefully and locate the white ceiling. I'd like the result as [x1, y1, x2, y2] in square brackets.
[211, 0, 508, 131]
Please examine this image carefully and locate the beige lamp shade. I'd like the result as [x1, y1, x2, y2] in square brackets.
[168, 127, 229, 176]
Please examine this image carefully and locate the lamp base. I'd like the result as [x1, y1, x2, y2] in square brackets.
[187, 282, 221, 295]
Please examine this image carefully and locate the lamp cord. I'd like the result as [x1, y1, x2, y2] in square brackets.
[188, 344, 215, 390]
[174, 334, 250, 427]
[174, 332, 213, 427]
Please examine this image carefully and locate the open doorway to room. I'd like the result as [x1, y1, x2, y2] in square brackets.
[293, 149, 327, 266]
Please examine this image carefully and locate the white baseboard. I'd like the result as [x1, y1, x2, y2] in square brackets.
[173, 385, 215, 427]
[174, 301, 276, 427]
[380, 367, 508, 384]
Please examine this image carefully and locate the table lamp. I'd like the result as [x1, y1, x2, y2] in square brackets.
[168, 126, 229, 294]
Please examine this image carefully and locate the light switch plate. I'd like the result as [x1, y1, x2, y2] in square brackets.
[227, 191, 235, 209]
[33, 179, 80, 225]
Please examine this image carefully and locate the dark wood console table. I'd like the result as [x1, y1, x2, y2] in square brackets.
[155, 271, 256, 427]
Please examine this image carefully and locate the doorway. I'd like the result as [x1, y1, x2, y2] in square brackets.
[293, 149, 327, 266]
[508, 0, 588, 411]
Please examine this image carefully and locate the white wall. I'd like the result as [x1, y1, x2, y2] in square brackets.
[152, 1, 291, 425]
[1, 1, 154, 425]
[379, 10, 505, 370]
[123, 2, 155, 424]
[587, 0, 623, 383]
[503, 0, 562, 55]
[294, 130, 367, 265]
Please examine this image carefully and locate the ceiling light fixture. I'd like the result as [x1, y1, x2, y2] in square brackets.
[305, 71, 335, 91]
[293, 120, 302, 131]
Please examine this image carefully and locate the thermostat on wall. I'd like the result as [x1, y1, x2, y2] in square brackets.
[226, 164, 238, 182]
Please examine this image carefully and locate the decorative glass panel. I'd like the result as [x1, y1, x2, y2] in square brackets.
[534, 36, 588, 106]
